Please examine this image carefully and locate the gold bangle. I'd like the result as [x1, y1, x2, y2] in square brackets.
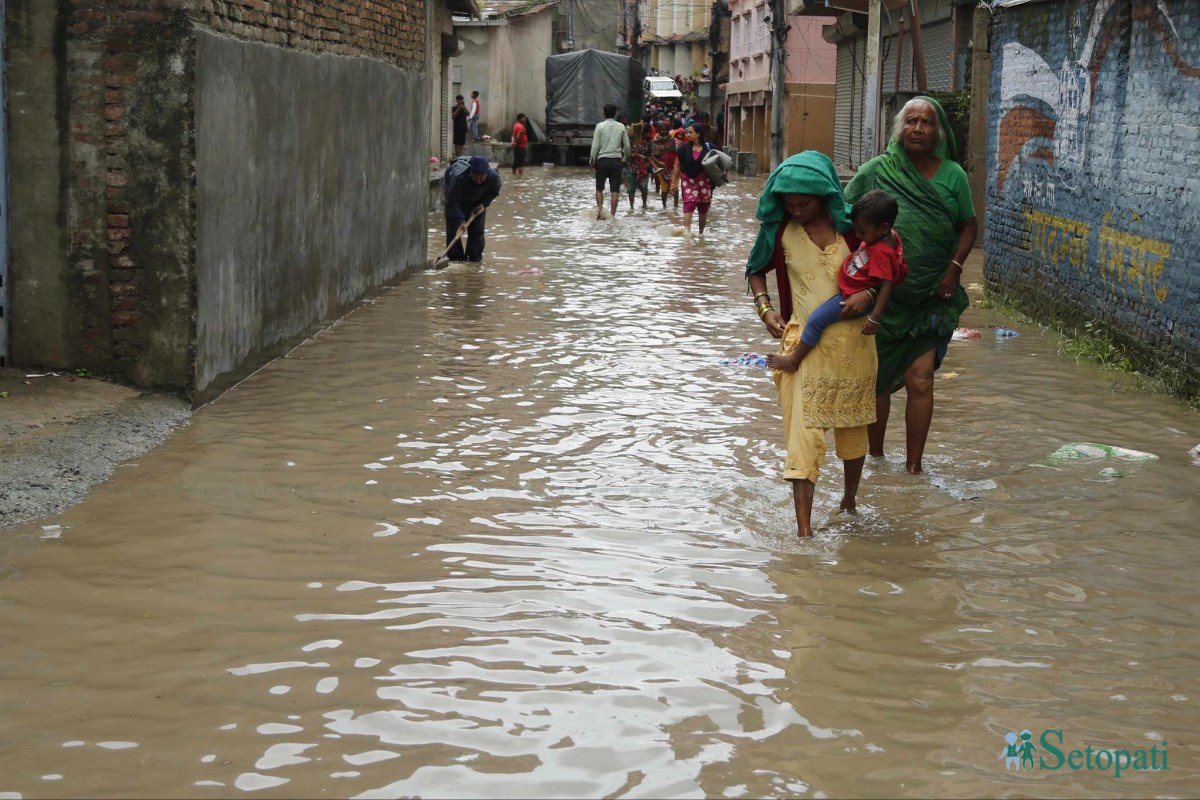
[867, 316, 880, 325]
[753, 291, 770, 303]
[865, 287, 877, 299]
[757, 304, 773, 318]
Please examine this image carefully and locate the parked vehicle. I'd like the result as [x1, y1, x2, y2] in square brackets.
[643, 76, 683, 111]
[545, 49, 644, 165]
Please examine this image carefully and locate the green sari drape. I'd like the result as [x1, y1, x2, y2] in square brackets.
[845, 97, 969, 396]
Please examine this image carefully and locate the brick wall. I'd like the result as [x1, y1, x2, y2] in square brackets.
[198, 0, 427, 68]
[984, 0, 1200, 394]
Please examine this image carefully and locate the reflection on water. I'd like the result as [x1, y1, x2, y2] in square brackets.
[0, 168, 1197, 798]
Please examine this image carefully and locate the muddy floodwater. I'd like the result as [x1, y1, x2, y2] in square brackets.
[1, 168, 1198, 798]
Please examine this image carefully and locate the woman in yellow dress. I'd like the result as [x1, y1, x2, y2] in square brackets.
[745, 152, 878, 538]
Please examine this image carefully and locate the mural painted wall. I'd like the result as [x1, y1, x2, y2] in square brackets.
[984, 0, 1199, 385]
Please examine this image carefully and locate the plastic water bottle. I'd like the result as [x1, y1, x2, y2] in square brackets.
[995, 327, 1020, 338]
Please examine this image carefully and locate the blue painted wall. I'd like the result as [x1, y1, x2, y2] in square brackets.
[984, 0, 1199, 391]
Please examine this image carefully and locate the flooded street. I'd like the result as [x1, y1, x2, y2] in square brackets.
[1, 167, 1198, 798]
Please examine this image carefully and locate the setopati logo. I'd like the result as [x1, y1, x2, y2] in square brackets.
[1000, 729, 1168, 778]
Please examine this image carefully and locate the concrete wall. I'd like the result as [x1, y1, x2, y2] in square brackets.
[194, 31, 429, 401]
[984, 0, 1200, 393]
[490, 13, 553, 136]
[4, 0, 431, 399]
[431, 5, 455, 162]
[454, 26, 493, 138]
[785, 17, 837, 84]
[569, 0, 620, 54]
[454, 13, 554, 140]
[5, 0, 195, 386]
[4, 0, 71, 367]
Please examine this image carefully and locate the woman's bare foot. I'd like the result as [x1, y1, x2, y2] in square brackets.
[905, 461, 923, 475]
[839, 496, 857, 514]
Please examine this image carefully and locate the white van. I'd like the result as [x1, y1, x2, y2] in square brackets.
[643, 76, 683, 103]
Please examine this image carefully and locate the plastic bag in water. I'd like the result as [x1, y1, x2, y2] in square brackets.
[719, 352, 768, 367]
[1049, 442, 1158, 462]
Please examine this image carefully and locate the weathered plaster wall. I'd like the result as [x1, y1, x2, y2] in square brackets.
[4, 0, 71, 367]
[193, 31, 429, 401]
[984, 0, 1199, 392]
[5, 0, 430, 398]
[490, 13, 553, 135]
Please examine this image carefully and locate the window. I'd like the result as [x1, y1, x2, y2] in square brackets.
[731, 18, 739, 58]
[743, 13, 751, 55]
[755, 3, 766, 52]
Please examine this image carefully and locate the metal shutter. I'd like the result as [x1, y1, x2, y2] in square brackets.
[834, 37, 868, 171]
[923, 20, 954, 92]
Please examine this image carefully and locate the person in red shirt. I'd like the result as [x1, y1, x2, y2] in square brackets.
[511, 113, 529, 175]
[768, 190, 907, 372]
[650, 119, 679, 208]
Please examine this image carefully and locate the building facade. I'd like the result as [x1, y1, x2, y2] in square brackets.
[725, 4, 838, 167]
[451, 0, 560, 143]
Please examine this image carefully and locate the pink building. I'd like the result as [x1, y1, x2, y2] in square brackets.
[724, 3, 838, 168]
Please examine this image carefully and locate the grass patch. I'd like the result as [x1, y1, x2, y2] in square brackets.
[1059, 321, 1134, 372]
[980, 293, 1200, 410]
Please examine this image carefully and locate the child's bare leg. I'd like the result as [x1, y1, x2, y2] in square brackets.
[766, 341, 812, 373]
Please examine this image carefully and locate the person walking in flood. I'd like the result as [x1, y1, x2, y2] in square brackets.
[650, 119, 679, 209]
[511, 113, 529, 176]
[623, 123, 653, 211]
[767, 189, 907, 372]
[442, 155, 501, 263]
[844, 96, 977, 474]
[670, 122, 715, 235]
[451, 95, 469, 158]
[745, 151, 878, 538]
[589, 103, 630, 220]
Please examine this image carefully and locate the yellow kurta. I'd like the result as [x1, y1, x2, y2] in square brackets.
[773, 221, 878, 482]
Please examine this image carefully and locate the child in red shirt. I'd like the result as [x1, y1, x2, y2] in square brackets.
[768, 189, 907, 372]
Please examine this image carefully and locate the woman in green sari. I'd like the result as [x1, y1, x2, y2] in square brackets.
[845, 97, 977, 475]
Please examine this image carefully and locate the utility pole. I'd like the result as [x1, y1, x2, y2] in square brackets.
[908, 0, 927, 92]
[708, 0, 722, 132]
[768, 0, 788, 170]
[862, 0, 882, 159]
[565, 0, 575, 51]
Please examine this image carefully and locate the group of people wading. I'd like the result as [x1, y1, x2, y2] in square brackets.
[589, 104, 723, 235]
[442, 97, 976, 540]
[748, 96, 977, 538]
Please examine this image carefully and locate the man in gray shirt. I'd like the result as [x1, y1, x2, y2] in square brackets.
[589, 103, 631, 219]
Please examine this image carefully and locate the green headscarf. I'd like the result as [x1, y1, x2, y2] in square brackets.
[745, 151, 852, 276]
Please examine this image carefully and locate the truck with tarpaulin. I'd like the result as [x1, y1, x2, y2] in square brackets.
[544, 49, 644, 165]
